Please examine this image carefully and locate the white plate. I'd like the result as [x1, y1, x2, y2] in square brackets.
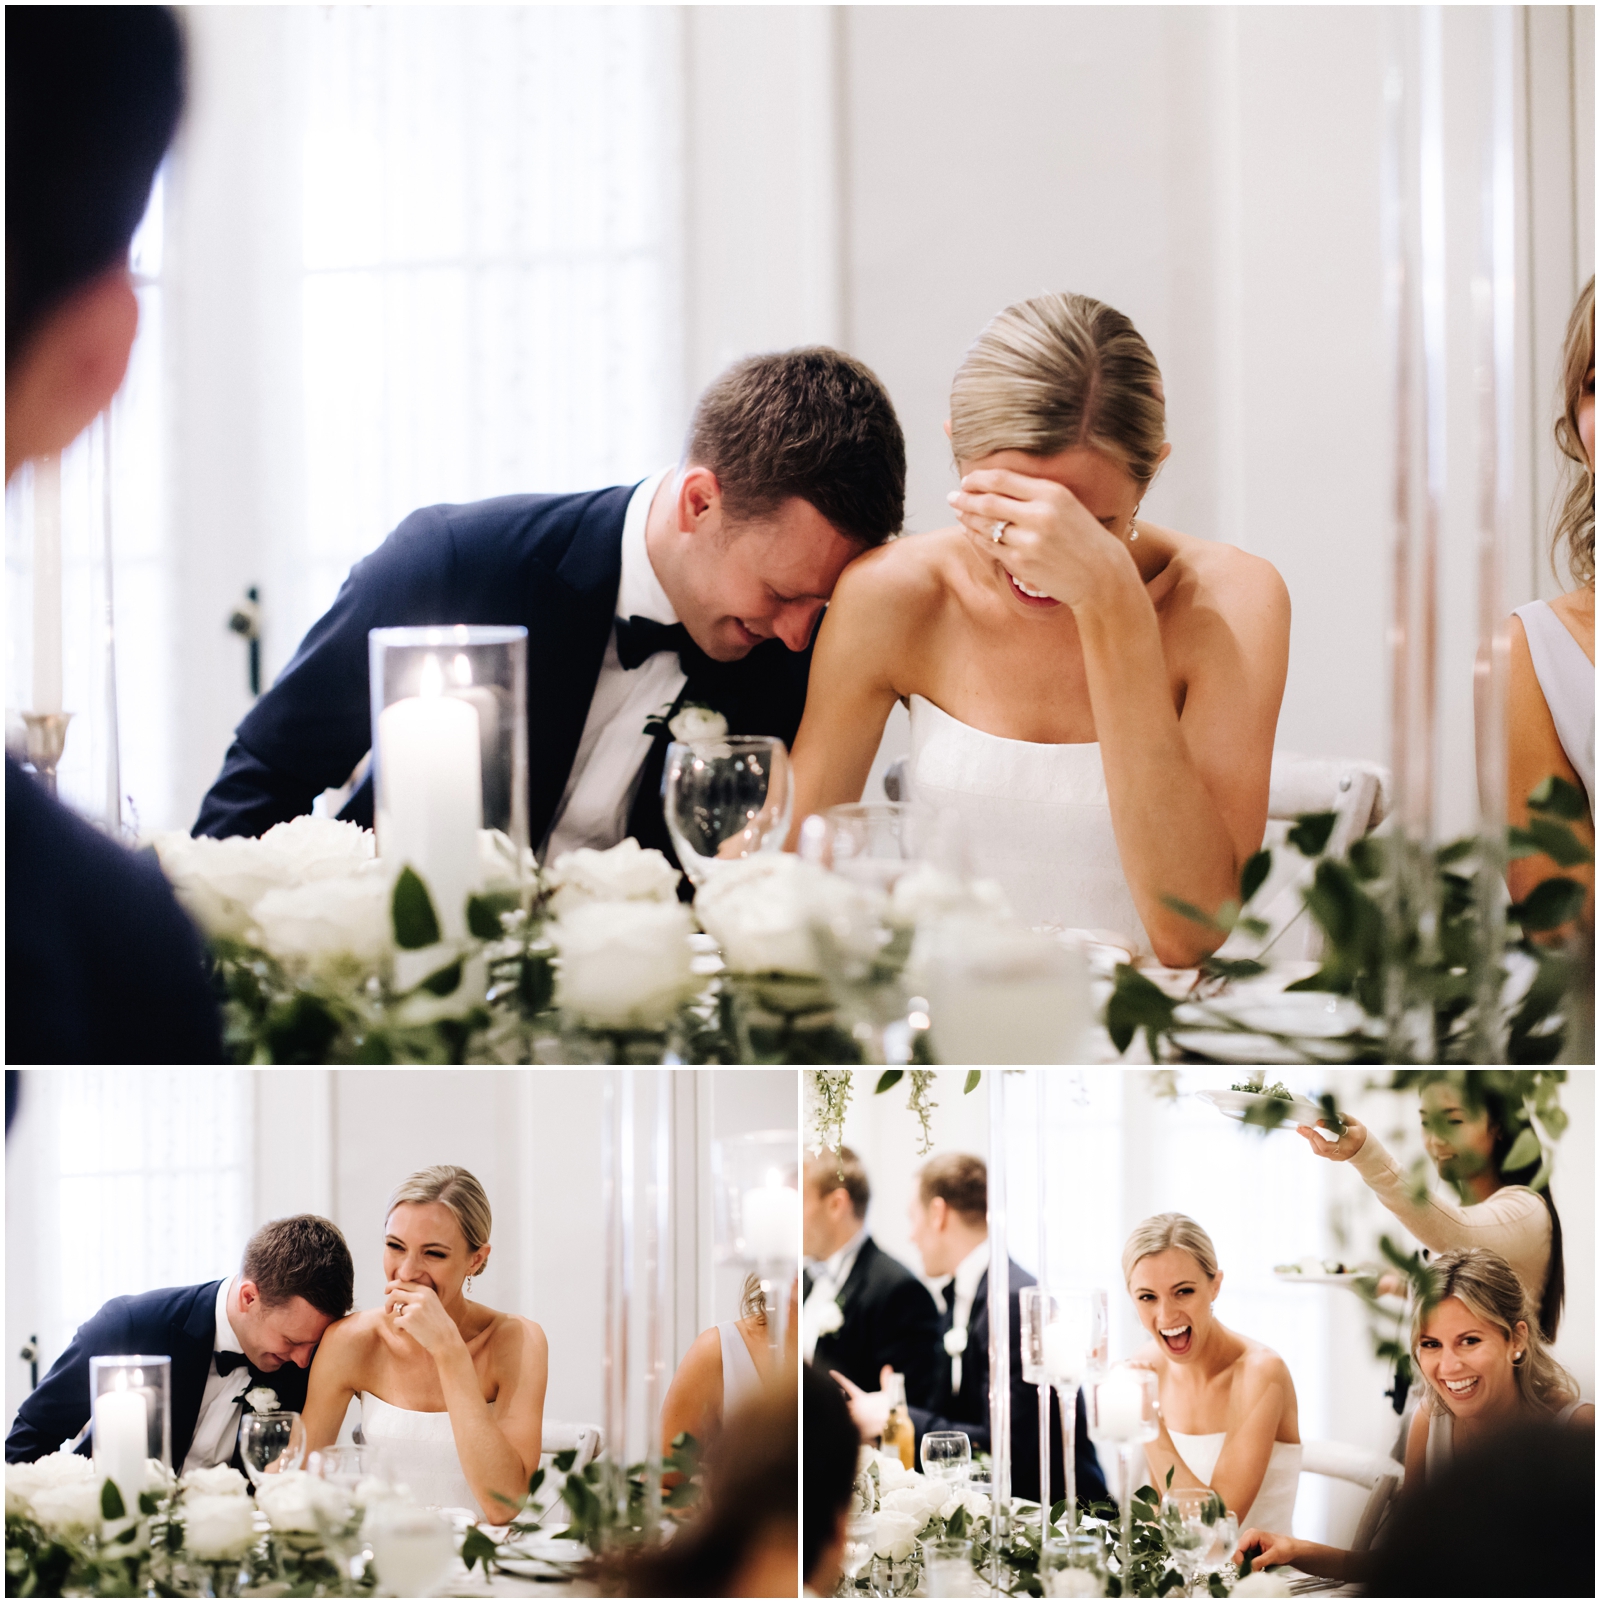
[1195, 1087, 1327, 1120]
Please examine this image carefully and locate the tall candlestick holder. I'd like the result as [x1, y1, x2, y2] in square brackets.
[1018, 1286, 1055, 1552]
[21, 711, 73, 799]
[1087, 1366, 1159, 1585]
[711, 1129, 800, 1367]
[1042, 1289, 1107, 1538]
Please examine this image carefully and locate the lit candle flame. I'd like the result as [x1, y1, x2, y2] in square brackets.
[420, 654, 444, 697]
[452, 653, 473, 686]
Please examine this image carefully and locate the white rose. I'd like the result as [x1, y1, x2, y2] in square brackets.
[255, 1471, 322, 1535]
[668, 705, 729, 744]
[1230, 1572, 1292, 1598]
[878, 1480, 944, 1528]
[250, 864, 392, 975]
[943, 1326, 968, 1357]
[182, 1492, 259, 1560]
[810, 1298, 845, 1337]
[872, 1454, 919, 1492]
[872, 1509, 922, 1561]
[694, 854, 862, 977]
[889, 862, 1012, 926]
[938, 1486, 990, 1524]
[180, 1465, 249, 1498]
[25, 1478, 105, 1539]
[243, 1387, 280, 1416]
[6, 1452, 94, 1518]
[549, 837, 681, 917]
[258, 815, 375, 882]
[151, 832, 290, 939]
[553, 899, 696, 1027]
[479, 828, 536, 896]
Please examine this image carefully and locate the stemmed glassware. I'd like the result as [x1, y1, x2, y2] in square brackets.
[919, 1431, 972, 1485]
[1161, 1489, 1236, 1597]
[238, 1410, 307, 1486]
[1086, 1367, 1160, 1587]
[1042, 1290, 1108, 1536]
[663, 736, 792, 886]
[364, 1504, 455, 1599]
[1018, 1287, 1056, 1552]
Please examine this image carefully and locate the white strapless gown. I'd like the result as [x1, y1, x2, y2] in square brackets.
[1168, 1430, 1302, 1534]
[906, 694, 1148, 952]
[360, 1392, 482, 1518]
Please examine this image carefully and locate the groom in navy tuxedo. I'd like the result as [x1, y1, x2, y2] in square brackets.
[194, 351, 906, 873]
[6, 1216, 352, 1472]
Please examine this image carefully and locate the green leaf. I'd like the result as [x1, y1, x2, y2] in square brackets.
[420, 959, 463, 997]
[1201, 957, 1268, 982]
[392, 865, 442, 949]
[1240, 848, 1272, 905]
[552, 1449, 577, 1473]
[1501, 1126, 1543, 1172]
[1435, 837, 1477, 865]
[100, 1479, 126, 1521]
[1509, 876, 1585, 934]
[1508, 818, 1595, 868]
[137, 1491, 161, 1516]
[963, 1070, 982, 1094]
[1527, 774, 1588, 820]
[1318, 1092, 1345, 1137]
[1287, 811, 1339, 857]
[875, 1069, 904, 1093]
[1161, 895, 1229, 935]
[1165, 1464, 1175, 1489]
[1105, 963, 1178, 1058]
[947, 1504, 968, 1538]
[466, 890, 520, 941]
[460, 1526, 498, 1573]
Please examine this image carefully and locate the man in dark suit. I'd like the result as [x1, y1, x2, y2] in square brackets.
[834, 1153, 1106, 1510]
[6, 7, 224, 1064]
[193, 351, 907, 878]
[803, 1147, 941, 1410]
[6, 1216, 353, 1472]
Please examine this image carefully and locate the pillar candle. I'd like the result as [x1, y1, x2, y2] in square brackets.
[32, 453, 62, 715]
[741, 1181, 800, 1261]
[376, 654, 484, 939]
[1093, 1367, 1150, 1441]
[94, 1384, 148, 1503]
[1041, 1317, 1090, 1385]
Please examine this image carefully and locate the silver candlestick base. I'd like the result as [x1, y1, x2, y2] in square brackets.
[22, 711, 73, 799]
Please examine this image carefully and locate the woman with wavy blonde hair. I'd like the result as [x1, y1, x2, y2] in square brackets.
[1234, 1247, 1592, 1583]
[787, 292, 1289, 965]
[1482, 275, 1595, 936]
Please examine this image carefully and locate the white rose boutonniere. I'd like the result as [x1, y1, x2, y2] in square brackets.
[667, 704, 728, 744]
[810, 1298, 845, 1338]
[243, 1386, 280, 1415]
[943, 1326, 968, 1357]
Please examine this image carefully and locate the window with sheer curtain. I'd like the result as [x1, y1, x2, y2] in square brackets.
[36, 1072, 252, 1374]
[6, 6, 679, 834]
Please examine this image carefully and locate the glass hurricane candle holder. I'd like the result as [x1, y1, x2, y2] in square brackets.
[368, 625, 529, 940]
[1087, 1366, 1160, 1586]
[711, 1129, 799, 1362]
[90, 1355, 171, 1506]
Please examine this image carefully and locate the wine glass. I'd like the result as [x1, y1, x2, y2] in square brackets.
[307, 1444, 366, 1487]
[238, 1410, 306, 1486]
[919, 1431, 972, 1485]
[799, 803, 940, 890]
[1162, 1487, 1227, 1596]
[365, 1504, 456, 1598]
[663, 736, 792, 887]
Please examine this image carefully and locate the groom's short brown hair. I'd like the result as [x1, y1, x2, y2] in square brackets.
[241, 1214, 354, 1321]
[687, 347, 906, 547]
[918, 1153, 987, 1224]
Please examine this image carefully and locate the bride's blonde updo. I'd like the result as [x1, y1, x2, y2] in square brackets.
[949, 292, 1167, 485]
[1120, 1212, 1219, 1286]
[387, 1165, 492, 1266]
[1412, 1247, 1578, 1418]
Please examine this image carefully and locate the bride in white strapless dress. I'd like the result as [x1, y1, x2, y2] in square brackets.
[787, 292, 1289, 969]
[906, 692, 1148, 950]
[302, 1166, 548, 1522]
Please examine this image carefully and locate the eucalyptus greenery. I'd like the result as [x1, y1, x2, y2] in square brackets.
[807, 1069, 983, 1160]
[1107, 779, 1593, 1063]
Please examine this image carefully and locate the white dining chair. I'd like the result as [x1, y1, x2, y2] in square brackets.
[1217, 753, 1392, 964]
[1296, 1438, 1405, 1553]
[541, 1419, 602, 1474]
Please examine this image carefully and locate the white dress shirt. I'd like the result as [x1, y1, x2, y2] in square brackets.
[946, 1239, 990, 1395]
[181, 1277, 252, 1473]
[543, 467, 687, 862]
[802, 1224, 869, 1363]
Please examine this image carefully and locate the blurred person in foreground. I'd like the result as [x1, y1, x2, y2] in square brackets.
[617, 1381, 797, 1597]
[833, 1152, 1106, 1509]
[1233, 1246, 1592, 1587]
[1478, 274, 1595, 938]
[804, 1361, 862, 1597]
[660, 1272, 796, 1457]
[803, 1146, 942, 1408]
[6, 6, 223, 1064]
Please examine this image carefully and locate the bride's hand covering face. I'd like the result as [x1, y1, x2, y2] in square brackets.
[784, 291, 1290, 967]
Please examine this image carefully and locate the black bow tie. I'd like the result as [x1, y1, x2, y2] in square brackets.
[215, 1350, 252, 1377]
[616, 615, 692, 672]
[941, 1280, 956, 1314]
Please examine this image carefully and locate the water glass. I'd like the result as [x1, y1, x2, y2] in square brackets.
[799, 803, 941, 892]
[920, 1430, 972, 1484]
[1040, 1532, 1109, 1597]
[307, 1445, 366, 1488]
[365, 1505, 456, 1598]
[663, 736, 792, 886]
[922, 1537, 976, 1597]
[838, 1510, 876, 1589]
[238, 1410, 306, 1486]
[867, 1553, 919, 1598]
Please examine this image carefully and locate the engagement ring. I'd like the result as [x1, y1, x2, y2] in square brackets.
[991, 520, 1008, 544]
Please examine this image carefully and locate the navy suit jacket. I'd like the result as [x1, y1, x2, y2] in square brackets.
[907, 1256, 1107, 1510]
[6, 758, 223, 1065]
[192, 486, 815, 868]
[5, 1280, 311, 1468]
[806, 1236, 944, 1411]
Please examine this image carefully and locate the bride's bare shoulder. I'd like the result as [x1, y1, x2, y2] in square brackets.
[1161, 529, 1288, 612]
[324, 1307, 384, 1348]
[830, 528, 966, 626]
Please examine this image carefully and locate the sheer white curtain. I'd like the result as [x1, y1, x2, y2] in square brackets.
[8, 6, 682, 836]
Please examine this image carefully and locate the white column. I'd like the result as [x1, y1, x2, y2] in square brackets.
[986, 1068, 1010, 1553]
